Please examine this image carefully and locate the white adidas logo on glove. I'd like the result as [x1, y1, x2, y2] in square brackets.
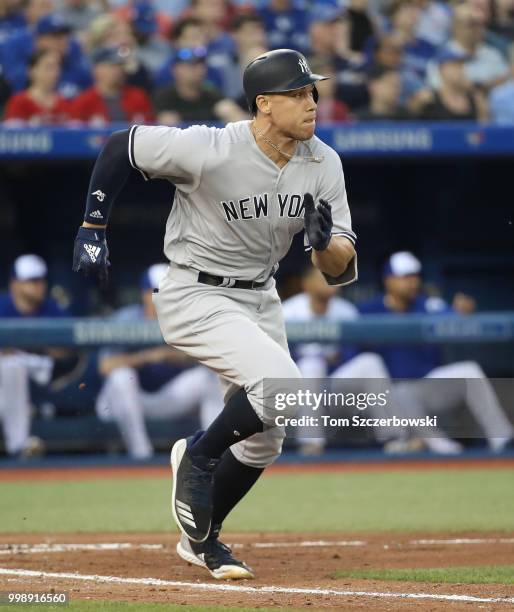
[84, 243, 101, 263]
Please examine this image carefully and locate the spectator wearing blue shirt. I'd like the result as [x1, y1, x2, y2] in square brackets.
[0, 255, 64, 457]
[129, 0, 171, 74]
[489, 43, 514, 125]
[1, 12, 92, 99]
[385, 0, 437, 80]
[364, 0, 437, 103]
[0, 0, 53, 58]
[0, 1, 26, 44]
[258, 0, 310, 54]
[359, 251, 514, 454]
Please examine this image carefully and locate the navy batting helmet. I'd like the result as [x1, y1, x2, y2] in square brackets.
[243, 49, 329, 114]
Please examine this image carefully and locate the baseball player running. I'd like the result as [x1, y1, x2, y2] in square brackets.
[73, 49, 357, 580]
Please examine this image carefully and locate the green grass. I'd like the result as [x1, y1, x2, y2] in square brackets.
[1, 469, 513, 533]
[0, 604, 307, 612]
[332, 565, 514, 585]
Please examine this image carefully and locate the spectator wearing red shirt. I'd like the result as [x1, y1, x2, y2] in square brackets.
[69, 46, 154, 125]
[4, 49, 70, 125]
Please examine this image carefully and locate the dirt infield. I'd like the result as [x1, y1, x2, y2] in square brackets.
[0, 532, 513, 610]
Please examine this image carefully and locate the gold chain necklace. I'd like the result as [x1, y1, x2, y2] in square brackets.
[251, 123, 323, 163]
[252, 123, 297, 160]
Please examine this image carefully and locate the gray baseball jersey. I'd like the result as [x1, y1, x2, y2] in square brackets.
[128, 120, 357, 286]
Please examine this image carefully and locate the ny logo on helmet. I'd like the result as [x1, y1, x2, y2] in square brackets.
[298, 58, 310, 74]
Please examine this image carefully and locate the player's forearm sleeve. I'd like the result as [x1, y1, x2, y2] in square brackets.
[83, 129, 135, 225]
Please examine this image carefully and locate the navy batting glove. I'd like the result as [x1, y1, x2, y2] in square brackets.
[303, 193, 333, 251]
[72, 226, 110, 285]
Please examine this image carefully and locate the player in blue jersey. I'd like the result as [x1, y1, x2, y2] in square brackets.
[0, 255, 65, 456]
[359, 251, 514, 454]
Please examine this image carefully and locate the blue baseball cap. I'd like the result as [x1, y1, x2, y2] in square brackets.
[131, 1, 158, 35]
[175, 46, 208, 64]
[437, 49, 469, 66]
[35, 13, 72, 36]
[11, 254, 48, 281]
[383, 252, 422, 277]
[140, 263, 168, 291]
[91, 46, 127, 65]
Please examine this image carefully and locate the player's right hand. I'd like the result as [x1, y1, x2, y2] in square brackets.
[303, 193, 333, 251]
[72, 226, 110, 285]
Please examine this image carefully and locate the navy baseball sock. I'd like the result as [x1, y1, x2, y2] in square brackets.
[189, 388, 264, 460]
[211, 449, 264, 529]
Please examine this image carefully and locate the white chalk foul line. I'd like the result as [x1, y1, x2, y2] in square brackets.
[239, 537, 514, 549]
[1, 537, 513, 556]
[411, 538, 514, 546]
[0, 541, 366, 556]
[1, 538, 514, 556]
[0, 542, 365, 556]
[0, 567, 512, 605]
[246, 540, 366, 549]
[0, 543, 163, 555]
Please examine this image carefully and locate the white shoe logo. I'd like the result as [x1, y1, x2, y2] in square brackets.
[84, 243, 101, 263]
[176, 500, 197, 528]
[90, 210, 103, 219]
[298, 58, 310, 73]
[92, 190, 106, 202]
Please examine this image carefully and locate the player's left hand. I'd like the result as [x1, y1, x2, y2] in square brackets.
[303, 193, 333, 251]
[72, 226, 110, 286]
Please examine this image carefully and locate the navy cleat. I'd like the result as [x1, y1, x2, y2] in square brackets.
[170, 432, 219, 543]
[176, 528, 254, 580]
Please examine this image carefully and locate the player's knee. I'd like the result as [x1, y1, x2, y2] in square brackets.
[245, 357, 301, 421]
[268, 355, 302, 380]
[231, 426, 285, 468]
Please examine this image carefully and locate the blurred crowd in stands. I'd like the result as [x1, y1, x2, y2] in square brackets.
[0, 0, 513, 126]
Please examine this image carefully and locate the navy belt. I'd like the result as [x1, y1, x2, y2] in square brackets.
[197, 271, 268, 290]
